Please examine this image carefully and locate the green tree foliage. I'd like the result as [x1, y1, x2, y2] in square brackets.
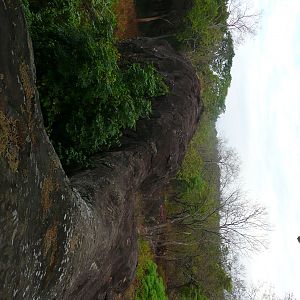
[135, 0, 235, 118]
[135, 239, 168, 300]
[135, 260, 168, 300]
[177, 0, 235, 119]
[178, 0, 228, 53]
[23, 0, 167, 168]
[201, 31, 234, 116]
[158, 115, 232, 299]
[161, 114, 267, 298]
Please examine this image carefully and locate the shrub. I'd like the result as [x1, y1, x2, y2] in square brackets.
[134, 239, 168, 300]
[135, 260, 168, 300]
[24, 0, 167, 168]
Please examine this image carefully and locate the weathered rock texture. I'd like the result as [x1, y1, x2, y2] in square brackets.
[0, 1, 201, 299]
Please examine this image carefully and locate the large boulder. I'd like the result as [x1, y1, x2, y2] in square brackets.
[0, 2, 201, 299]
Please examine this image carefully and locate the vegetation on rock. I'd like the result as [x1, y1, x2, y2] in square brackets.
[23, 0, 167, 168]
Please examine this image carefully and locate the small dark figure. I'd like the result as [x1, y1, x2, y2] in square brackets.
[297, 236, 300, 243]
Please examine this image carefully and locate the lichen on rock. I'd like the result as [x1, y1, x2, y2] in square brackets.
[0, 110, 20, 172]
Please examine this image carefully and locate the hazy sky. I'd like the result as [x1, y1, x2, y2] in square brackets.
[217, 0, 300, 297]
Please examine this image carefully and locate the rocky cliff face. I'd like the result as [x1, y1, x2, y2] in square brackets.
[0, 2, 201, 299]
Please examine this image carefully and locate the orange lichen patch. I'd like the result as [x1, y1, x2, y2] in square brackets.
[43, 222, 59, 285]
[19, 61, 36, 144]
[19, 62, 34, 102]
[115, 0, 139, 40]
[0, 110, 20, 172]
[52, 156, 62, 170]
[68, 233, 80, 253]
[43, 222, 58, 259]
[41, 177, 55, 217]
[0, 74, 5, 110]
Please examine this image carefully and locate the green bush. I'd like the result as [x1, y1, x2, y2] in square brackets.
[135, 239, 153, 280]
[24, 0, 167, 168]
[135, 260, 168, 300]
[134, 239, 168, 300]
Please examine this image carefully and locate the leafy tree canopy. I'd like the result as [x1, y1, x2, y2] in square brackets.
[23, 0, 167, 168]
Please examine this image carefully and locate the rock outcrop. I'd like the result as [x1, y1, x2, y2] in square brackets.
[0, 1, 201, 299]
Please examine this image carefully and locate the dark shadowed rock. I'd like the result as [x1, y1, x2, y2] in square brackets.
[0, 2, 201, 299]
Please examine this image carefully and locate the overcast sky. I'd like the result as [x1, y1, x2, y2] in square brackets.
[217, 0, 300, 297]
